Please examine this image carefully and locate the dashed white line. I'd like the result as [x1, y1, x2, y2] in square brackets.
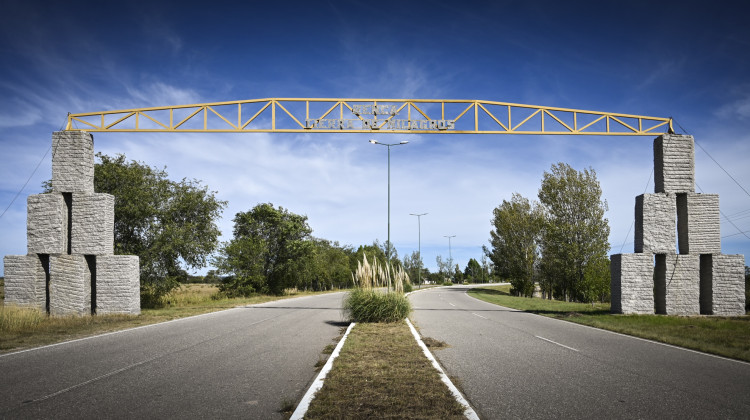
[448, 302, 456, 307]
[535, 335, 579, 352]
[471, 313, 487, 319]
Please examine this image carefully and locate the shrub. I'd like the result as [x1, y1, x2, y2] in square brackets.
[403, 282, 413, 293]
[443, 281, 453, 286]
[344, 289, 411, 323]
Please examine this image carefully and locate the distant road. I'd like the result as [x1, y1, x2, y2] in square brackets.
[409, 285, 750, 419]
[0, 292, 347, 419]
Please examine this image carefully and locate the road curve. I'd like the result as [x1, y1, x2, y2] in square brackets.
[0, 292, 348, 419]
[409, 285, 750, 419]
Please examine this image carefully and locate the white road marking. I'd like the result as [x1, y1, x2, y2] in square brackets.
[448, 302, 456, 307]
[535, 335, 579, 352]
[471, 313, 487, 319]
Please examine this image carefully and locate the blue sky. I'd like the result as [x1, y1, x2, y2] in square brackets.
[2, 0, 749, 276]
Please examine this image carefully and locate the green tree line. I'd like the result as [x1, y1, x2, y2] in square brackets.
[487, 162, 611, 303]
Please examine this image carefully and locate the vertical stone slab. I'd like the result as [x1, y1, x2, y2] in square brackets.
[710, 254, 745, 316]
[52, 131, 94, 194]
[26, 193, 67, 254]
[96, 255, 141, 315]
[635, 193, 676, 254]
[71, 193, 114, 255]
[677, 193, 720, 254]
[49, 254, 91, 316]
[3, 255, 47, 309]
[662, 254, 700, 315]
[610, 253, 655, 314]
[654, 134, 695, 194]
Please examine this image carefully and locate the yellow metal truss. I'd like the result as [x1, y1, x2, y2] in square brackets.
[65, 98, 673, 135]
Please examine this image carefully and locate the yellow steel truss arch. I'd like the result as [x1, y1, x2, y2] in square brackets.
[65, 98, 673, 135]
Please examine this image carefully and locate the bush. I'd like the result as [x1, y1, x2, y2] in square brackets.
[344, 289, 411, 323]
[443, 281, 453, 286]
[403, 282, 413, 293]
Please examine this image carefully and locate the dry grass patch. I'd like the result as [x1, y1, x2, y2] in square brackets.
[0, 284, 337, 353]
[304, 321, 465, 419]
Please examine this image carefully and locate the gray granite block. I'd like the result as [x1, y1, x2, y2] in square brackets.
[654, 134, 695, 194]
[49, 254, 91, 316]
[610, 253, 655, 314]
[52, 131, 94, 194]
[635, 193, 676, 254]
[677, 193, 720, 254]
[3, 255, 47, 309]
[662, 254, 700, 315]
[71, 193, 114, 255]
[27, 193, 67, 254]
[708, 254, 745, 316]
[96, 255, 141, 315]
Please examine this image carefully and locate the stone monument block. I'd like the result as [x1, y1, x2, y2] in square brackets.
[49, 255, 91, 316]
[26, 193, 67, 255]
[635, 193, 676, 254]
[3, 255, 47, 309]
[677, 193, 720, 254]
[703, 254, 745, 316]
[654, 134, 694, 194]
[52, 131, 94, 194]
[71, 193, 114, 255]
[659, 254, 700, 315]
[96, 255, 141, 315]
[611, 253, 655, 314]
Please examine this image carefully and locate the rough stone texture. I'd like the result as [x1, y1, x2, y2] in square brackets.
[71, 193, 114, 255]
[52, 131, 94, 194]
[96, 255, 140, 315]
[635, 193, 676, 254]
[661, 254, 700, 315]
[677, 193, 720, 254]
[654, 134, 695, 194]
[26, 193, 67, 254]
[49, 254, 91, 316]
[3, 255, 46, 309]
[610, 253, 655, 314]
[709, 254, 746, 316]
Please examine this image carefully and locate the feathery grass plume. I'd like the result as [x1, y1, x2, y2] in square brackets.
[346, 253, 412, 322]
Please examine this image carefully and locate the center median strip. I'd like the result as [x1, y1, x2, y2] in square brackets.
[291, 318, 479, 419]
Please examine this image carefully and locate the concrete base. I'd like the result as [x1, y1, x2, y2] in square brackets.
[96, 255, 141, 315]
[49, 255, 92, 316]
[611, 253, 655, 314]
[704, 254, 746, 316]
[3, 255, 47, 310]
[660, 254, 700, 315]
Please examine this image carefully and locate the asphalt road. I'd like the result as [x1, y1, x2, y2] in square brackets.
[409, 285, 750, 419]
[0, 292, 348, 419]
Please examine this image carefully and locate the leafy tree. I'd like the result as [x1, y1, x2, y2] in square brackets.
[538, 163, 610, 302]
[435, 255, 451, 281]
[305, 238, 353, 291]
[215, 203, 313, 295]
[402, 250, 425, 286]
[93, 153, 225, 306]
[488, 193, 544, 296]
[464, 258, 482, 283]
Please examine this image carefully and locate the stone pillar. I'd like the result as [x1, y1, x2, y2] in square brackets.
[635, 193, 676, 254]
[610, 253, 654, 314]
[677, 193, 721, 254]
[654, 134, 694, 194]
[3, 131, 140, 316]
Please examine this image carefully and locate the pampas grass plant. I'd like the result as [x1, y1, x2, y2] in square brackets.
[345, 254, 411, 322]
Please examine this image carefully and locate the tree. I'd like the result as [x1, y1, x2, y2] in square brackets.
[538, 163, 610, 302]
[215, 203, 314, 295]
[402, 251, 424, 286]
[464, 258, 482, 283]
[94, 153, 226, 306]
[488, 193, 544, 296]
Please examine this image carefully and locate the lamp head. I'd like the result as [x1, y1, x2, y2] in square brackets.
[400, 141, 409, 144]
[369, 139, 378, 144]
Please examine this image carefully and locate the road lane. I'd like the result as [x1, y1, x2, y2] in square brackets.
[0, 292, 347, 419]
[409, 285, 750, 419]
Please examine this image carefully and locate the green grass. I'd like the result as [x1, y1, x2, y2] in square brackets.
[0, 284, 336, 353]
[304, 321, 465, 419]
[469, 285, 750, 362]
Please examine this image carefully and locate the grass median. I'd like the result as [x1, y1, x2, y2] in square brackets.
[303, 320, 465, 419]
[469, 285, 750, 362]
[0, 283, 336, 353]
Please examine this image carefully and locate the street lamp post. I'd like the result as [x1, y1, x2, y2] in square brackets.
[410, 212, 427, 286]
[444, 234, 456, 280]
[369, 139, 408, 262]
